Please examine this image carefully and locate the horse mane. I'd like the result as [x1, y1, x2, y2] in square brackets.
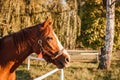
[13, 27, 33, 46]
[12, 25, 40, 53]
[0, 33, 13, 49]
[0, 24, 41, 54]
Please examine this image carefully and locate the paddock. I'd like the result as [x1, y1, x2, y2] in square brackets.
[26, 50, 100, 80]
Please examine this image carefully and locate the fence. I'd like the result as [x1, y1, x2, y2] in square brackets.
[27, 50, 100, 80]
[27, 56, 64, 80]
[67, 50, 100, 62]
[34, 68, 64, 80]
[27, 56, 45, 70]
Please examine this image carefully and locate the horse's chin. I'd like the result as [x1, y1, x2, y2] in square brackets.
[42, 53, 70, 69]
[57, 61, 66, 69]
[54, 60, 69, 69]
[56, 64, 64, 69]
[57, 66, 64, 69]
[56, 64, 69, 69]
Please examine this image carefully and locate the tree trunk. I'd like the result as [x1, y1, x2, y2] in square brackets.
[98, 0, 115, 70]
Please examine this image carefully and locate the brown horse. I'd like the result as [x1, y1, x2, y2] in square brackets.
[0, 18, 70, 80]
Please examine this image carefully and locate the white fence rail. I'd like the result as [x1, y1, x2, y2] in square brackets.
[27, 56, 45, 70]
[67, 50, 100, 62]
[27, 56, 64, 80]
[34, 68, 64, 80]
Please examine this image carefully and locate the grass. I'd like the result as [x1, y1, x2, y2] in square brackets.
[16, 57, 120, 80]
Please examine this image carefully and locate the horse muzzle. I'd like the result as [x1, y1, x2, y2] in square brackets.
[55, 50, 70, 69]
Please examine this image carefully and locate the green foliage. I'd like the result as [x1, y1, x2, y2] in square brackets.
[79, 0, 106, 49]
[114, 5, 120, 50]
[78, 0, 120, 50]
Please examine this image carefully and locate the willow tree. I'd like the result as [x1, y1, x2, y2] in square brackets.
[0, 0, 80, 49]
[52, 0, 81, 49]
[98, 0, 115, 69]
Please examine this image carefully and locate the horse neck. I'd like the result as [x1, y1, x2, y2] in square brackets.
[14, 26, 38, 52]
[0, 25, 40, 73]
[12, 26, 38, 60]
[9, 26, 39, 72]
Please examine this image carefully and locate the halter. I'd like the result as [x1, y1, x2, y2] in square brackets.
[37, 24, 64, 60]
[38, 39, 64, 60]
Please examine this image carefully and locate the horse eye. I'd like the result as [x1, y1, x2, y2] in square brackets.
[46, 37, 53, 40]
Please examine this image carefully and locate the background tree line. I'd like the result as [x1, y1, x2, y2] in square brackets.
[0, 0, 120, 50]
[79, 0, 120, 51]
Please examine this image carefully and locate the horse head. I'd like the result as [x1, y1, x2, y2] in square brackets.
[34, 17, 70, 69]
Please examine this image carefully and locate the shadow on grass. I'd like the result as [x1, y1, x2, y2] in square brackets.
[16, 70, 33, 80]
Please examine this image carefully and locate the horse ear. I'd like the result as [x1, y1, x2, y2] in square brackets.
[42, 17, 53, 29]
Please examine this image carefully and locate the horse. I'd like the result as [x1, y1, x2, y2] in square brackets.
[0, 17, 70, 80]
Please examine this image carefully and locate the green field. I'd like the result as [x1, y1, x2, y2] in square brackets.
[16, 54, 120, 80]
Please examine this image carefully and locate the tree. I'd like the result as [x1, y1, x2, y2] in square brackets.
[98, 0, 115, 69]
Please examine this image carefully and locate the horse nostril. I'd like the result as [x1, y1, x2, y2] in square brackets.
[65, 57, 70, 63]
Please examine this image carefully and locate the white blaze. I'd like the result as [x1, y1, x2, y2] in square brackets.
[53, 31, 70, 67]
[53, 32, 70, 65]
[53, 32, 63, 50]
[53, 32, 70, 57]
